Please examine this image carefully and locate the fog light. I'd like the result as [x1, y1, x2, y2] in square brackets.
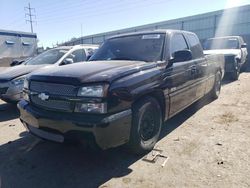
[23, 78, 29, 89]
[23, 92, 30, 101]
[75, 103, 107, 114]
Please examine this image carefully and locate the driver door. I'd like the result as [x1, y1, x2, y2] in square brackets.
[164, 33, 197, 118]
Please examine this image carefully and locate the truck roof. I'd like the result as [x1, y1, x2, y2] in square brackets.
[108, 29, 196, 40]
[54, 44, 99, 50]
[206, 36, 242, 40]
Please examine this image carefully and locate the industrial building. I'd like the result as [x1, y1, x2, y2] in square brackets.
[63, 4, 250, 53]
[0, 29, 37, 66]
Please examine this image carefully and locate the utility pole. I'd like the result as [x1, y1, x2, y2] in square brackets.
[25, 3, 36, 33]
[81, 23, 83, 44]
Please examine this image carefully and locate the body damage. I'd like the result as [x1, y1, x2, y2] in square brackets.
[203, 36, 248, 77]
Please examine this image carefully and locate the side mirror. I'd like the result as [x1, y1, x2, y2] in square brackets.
[61, 58, 74, 65]
[171, 49, 192, 63]
[241, 43, 247, 48]
[10, 60, 24, 67]
[86, 55, 91, 61]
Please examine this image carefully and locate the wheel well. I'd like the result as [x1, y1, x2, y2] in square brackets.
[218, 68, 222, 76]
[216, 67, 222, 79]
[133, 91, 166, 121]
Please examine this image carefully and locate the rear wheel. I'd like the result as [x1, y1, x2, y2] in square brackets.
[210, 71, 222, 100]
[127, 97, 162, 155]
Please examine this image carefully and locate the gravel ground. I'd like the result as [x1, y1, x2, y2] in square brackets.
[0, 72, 250, 188]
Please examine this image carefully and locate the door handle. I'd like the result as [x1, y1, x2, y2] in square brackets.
[190, 66, 197, 75]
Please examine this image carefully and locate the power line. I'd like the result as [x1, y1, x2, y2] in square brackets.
[2, 9, 26, 28]
[37, 0, 170, 24]
[25, 3, 36, 33]
[38, 0, 150, 19]
[35, 0, 89, 15]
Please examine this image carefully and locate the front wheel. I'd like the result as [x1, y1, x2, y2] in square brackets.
[127, 97, 162, 155]
[210, 71, 222, 100]
[230, 61, 240, 81]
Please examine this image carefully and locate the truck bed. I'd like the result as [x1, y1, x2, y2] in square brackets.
[205, 54, 225, 79]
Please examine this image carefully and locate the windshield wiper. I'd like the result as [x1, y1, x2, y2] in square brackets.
[109, 57, 137, 61]
[89, 57, 149, 62]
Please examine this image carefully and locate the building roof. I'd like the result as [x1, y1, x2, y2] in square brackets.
[207, 36, 242, 40]
[64, 4, 250, 45]
[0, 29, 37, 38]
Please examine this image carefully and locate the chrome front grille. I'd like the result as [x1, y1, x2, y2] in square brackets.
[29, 81, 77, 112]
[224, 55, 235, 64]
[30, 81, 77, 96]
[30, 95, 73, 112]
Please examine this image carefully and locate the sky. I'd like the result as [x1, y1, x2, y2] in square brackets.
[0, 0, 249, 48]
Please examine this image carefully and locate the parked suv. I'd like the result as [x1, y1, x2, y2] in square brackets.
[203, 36, 248, 80]
[0, 44, 98, 103]
[18, 30, 224, 154]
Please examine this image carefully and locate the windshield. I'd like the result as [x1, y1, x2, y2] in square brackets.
[89, 34, 165, 62]
[25, 49, 68, 65]
[203, 38, 239, 50]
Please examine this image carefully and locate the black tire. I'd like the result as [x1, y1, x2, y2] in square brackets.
[0, 98, 17, 104]
[127, 97, 162, 155]
[210, 71, 222, 100]
[230, 61, 240, 81]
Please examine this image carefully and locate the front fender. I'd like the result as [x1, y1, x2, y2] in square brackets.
[107, 67, 164, 113]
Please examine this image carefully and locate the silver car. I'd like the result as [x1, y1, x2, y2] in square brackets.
[0, 44, 99, 103]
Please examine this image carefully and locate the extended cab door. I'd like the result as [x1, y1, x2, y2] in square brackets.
[165, 33, 197, 118]
[184, 33, 207, 100]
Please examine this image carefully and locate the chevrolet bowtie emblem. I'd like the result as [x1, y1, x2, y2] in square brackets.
[38, 93, 49, 101]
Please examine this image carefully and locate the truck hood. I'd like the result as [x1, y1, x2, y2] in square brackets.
[29, 61, 157, 85]
[204, 49, 241, 57]
[0, 64, 52, 81]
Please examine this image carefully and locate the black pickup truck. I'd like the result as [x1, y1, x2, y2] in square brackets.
[18, 30, 224, 154]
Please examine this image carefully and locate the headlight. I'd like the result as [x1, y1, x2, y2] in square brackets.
[77, 85, 106, 97]
[23, 78, 29, 89]
[23, 91, 30, 101]
[75, 103, 107, 113]
[11, 76, 26, 86]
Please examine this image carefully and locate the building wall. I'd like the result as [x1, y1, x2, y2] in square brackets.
[0, 30, 37, 66]
[64, 4, 250, 52]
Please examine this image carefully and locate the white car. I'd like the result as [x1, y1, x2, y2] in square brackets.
[204, 36, 248, 80]
[0, 44, 99, 103]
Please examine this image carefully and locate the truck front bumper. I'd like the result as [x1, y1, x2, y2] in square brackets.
[225, 63, 235, 73]
[224, 55, 238, 73]
[18, 100, 132, 150]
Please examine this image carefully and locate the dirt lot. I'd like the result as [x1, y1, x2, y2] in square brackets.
[0, 72, 250, 188]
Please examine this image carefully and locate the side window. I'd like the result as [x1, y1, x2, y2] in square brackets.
[86, 48, 95, 57]
[186, 34, 203, 59]
[239, 37, 244, 47]
[68, 49, 87, 63]
[170, 34, 188, 57]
